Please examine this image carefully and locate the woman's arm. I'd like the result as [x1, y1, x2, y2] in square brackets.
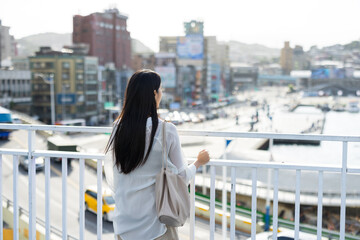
[166, 123, 209, 182]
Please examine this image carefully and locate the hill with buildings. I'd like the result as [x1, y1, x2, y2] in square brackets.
[226, 40, 280, 63]
[16, 32, 154, 57]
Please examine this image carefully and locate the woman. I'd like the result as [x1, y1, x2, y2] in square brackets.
[105, 69, 210, 240]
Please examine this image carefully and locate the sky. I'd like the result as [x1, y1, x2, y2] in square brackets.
[1, 0, 360, 52]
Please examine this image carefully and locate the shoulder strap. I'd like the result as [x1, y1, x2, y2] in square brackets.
[162, 121, 168, 169]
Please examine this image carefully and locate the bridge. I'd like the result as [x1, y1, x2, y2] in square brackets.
[0, 124, 360, 240]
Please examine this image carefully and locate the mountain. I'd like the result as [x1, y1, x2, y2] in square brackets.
[16, 32, 154, 57]
[17, 33, 72, 56]
[225, 40, 280, 63]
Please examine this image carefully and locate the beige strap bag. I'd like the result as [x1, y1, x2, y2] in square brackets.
[155, 121, 190, 227]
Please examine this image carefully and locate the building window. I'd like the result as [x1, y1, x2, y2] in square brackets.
[62, 62, 70, 69]
[45, 62, 54, 68]
[76, 74, 84, 80]
[62, 73, 70, 80]
[76, 84, 84, 91]
[76, 62, 84, 69]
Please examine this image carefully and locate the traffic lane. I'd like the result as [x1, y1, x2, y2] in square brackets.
[1, 130, 85, 238]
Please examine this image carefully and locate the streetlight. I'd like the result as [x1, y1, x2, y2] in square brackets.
[35, 73, 55, 125]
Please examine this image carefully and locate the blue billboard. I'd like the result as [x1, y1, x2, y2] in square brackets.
[57, 94, 76, 105]
[311, 69, 330, 79]
[177, 34, 204, 59]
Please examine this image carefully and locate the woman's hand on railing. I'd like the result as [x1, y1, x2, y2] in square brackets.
[194, 149, 210, 169]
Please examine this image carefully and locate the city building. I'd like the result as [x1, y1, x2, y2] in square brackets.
[159, 37, 177, 54]
[29, 47, 99, 124]
[131, 53, 155, 71]
[0, 20, 17, 67]
[159, 21, 230, 106]
[154, 52, 177, 108]
[280, 41, 293, 75]
[0, 69, 31, 113]
[73, 8, 131, 69]
[293, 45, 310, 70]
[230, 63, 258, 91]
[11, 57, 30, 70]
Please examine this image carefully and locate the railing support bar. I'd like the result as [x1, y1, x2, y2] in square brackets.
[13, 155, 19, 240]
[272, 168, 279, 240]
[62, 158, 68, 240]
[230, 167, 236, 240]
[317, 171, 323, 240]
[295, 170, 301, 240]
[190, 176, 195, 240]
[251, 168, 257, 240]
[28, 130, 36, 240]
[340, 141, 348, 240]
[97, 159, 103, 240]
[79, 158, 85, 240]
[45, 157, 50, 240]
[210, 165, 216, 240]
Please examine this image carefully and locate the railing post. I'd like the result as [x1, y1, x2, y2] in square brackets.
[317, 171, 324, 240]
[265, 138, 274, 231]
[79, 158, 85, 240]
[272, 169, 279, 240]
[222, 138, 228, 240]
[62, 158, 68, 240]
[190, 176, 195, 240]
[230, 167, 236, 240]
[28, 130, 36, 240]
[210, 165, 216, 240]
[97, 158, 103, 240]
[45, 157, 51, 240]
[340, 141, 348, 240]
[295, 170, 301, 240]
[13, 155, 19, 240]
[251, 168, 258, 240]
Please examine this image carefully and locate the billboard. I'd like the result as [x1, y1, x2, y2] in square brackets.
[57, 94, 76, 105]
[177, 34, 204, 60]
[155, 66, 176, 88]
[311, 68, 346, 79]
[311, 69, 330, 79]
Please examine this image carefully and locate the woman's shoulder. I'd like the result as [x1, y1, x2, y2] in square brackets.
[161, 119, 178, 136]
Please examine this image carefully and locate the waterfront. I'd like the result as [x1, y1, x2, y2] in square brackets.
[272, 110, 360, 167]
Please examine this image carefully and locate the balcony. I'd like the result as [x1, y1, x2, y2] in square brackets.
[0, 124, 359, 240]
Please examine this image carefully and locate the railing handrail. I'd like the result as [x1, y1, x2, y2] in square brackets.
[1, 124, 360, 240]
[1, 123, 360, 142]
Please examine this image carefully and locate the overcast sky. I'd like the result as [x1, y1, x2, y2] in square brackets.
[1, 0, 360, 51]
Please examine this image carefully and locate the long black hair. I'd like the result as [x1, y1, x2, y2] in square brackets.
[105, 69, 161, 174]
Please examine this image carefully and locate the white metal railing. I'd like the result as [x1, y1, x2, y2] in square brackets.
[0, 124, 359, 240]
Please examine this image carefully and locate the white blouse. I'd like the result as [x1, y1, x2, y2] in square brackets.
[105, 118, 196, 240]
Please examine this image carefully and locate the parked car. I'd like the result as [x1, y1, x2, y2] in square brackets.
[180, 112, 191, 122]
[19, 156, 45, 171]
[189, 113, 201, 123]
[84, 186, 115, 222]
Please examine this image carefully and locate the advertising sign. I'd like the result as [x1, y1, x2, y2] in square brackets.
[177, 34, 204, 59]
[311, 69, 330, 79]
[57, 94, 76, 105]
[155, 66, 176, 88]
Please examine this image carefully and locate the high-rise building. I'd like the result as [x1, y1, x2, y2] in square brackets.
[280, 41, 293, 75]
[29, 47, 99, 124]
[73, 8, 131, 69]
[0, 69, 31, 113]
[0, 20, 17, 66]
